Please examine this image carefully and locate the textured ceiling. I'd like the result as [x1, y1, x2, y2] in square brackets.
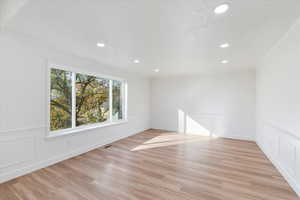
[3, 0, 300, 76]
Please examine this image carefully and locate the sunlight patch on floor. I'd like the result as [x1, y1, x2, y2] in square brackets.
[131, 133, 212, 151]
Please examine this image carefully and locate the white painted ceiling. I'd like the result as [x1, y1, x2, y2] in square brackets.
[2, 0, 300, 76]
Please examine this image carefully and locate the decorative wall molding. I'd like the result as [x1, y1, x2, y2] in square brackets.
[257, 122, 300, 197]
[0, 126, 148, 183]
[265, 121, 300, 140]
[0, 126, 45, 135]
[152, 110, 254, 141]
[0, 136, 35, 169]
[0, 114, 142, 136]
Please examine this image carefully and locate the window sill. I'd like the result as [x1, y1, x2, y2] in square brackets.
[46, 120, 128, 139]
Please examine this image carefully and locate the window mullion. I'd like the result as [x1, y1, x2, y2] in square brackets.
[109, 80, 113, 122]
[123, 82, 127, 120]
[71, 72, 76, 128]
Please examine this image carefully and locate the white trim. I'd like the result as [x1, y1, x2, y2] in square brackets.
[46, 63, 128, 138]
[71, 72, 76, 128]
[46, 63, 51, 135]
[48, 62, 126, 82]
[0, 136, 35, 169]
[123, 82, 128, 121]
[150, 128, 254, 141]
[257, 141, 300, 197]
[219, 134, 254, 141]
[0, 126, 45, 134]
[47, 120, 128, 139]
[0, 128, 147, 184]
[265, 120, 300, 140]
[109, 79, 113, 122]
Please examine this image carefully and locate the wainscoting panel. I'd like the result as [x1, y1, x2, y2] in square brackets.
[0, 115, 150, 184]
[279, 135, 297, 176]
[257, 122, 300, 197]
[171, 112, 254, 141]
[0, 136, 35, 170]
[296, 144, 300, 184]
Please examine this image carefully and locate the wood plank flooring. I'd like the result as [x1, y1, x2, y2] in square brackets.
[0, 129, 299, 200]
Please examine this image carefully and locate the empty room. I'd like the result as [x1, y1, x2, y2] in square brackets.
[1, 0, 300, 199]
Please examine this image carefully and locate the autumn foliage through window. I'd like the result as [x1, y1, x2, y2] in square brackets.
[50, 68, 125, 132]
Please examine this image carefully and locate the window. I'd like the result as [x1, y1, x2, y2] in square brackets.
[50, 68, 72, 131]
[76, 74, 110, 126]
[112, 80, 123, 120]
[49, 67, 127, 134]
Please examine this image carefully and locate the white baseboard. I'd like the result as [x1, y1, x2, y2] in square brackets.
[0, 129, 147, 183]
[151, 128, 254, 141]
[220, 134, 254, 141]
[257, 141, 300, 197]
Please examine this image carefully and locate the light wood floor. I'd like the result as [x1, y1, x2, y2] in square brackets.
[0, 129, 299, 200]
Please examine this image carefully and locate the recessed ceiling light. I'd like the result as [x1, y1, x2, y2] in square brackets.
[221, 60, 229, 64]
[220, 43, 230, 48]
[214, 4, 229, 14]
[154, 69, 160, 73]
[133, 59, 140, 64]
[97, 42, 105, 48]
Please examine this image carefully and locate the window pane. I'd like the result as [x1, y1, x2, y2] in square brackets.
[112, 80, 123, 120]
[50, 68, 72, 131]
[76, 73, 109, 126]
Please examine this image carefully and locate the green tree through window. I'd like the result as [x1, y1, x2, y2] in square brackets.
[112, 80, 123, 120]
[50, 68, 72, 131]
[76, 73, 109, 126]
[50, 68, 125, 132]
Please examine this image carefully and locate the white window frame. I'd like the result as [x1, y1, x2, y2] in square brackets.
[46, 63, 128, 138]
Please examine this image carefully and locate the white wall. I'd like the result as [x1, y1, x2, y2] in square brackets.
[0, 31, 151, 183]
[2, 15, 300, 198]
[151, 71, 256, 141]
[256, 17, 300, 196]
